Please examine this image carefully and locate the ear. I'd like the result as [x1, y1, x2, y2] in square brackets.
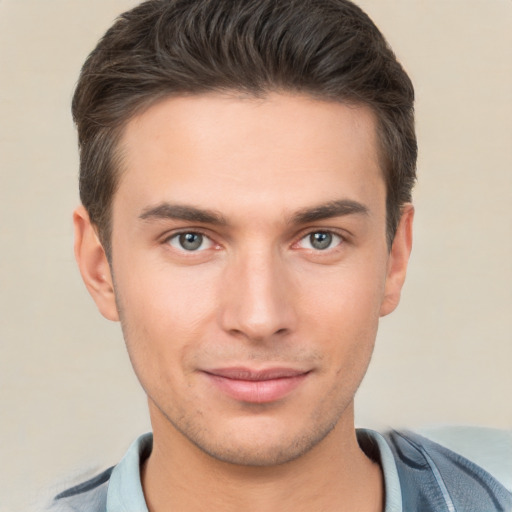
[380, 204, 414, 317]
[73, 205, 119, 321]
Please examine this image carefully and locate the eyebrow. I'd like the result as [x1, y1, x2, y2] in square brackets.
[291, 199, 369, 224]
[139, 203, 227, 225]
[139, 199, 368, 226]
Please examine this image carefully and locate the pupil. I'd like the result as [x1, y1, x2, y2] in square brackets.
[179, 233, 202, 250]
[310, 232, 332, 250]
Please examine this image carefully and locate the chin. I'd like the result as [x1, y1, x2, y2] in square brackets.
[192, 439, 312, 467]
[181, 416, 341, 467]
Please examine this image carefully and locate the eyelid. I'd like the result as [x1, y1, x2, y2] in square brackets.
[163, 229, 219, 252]
[159, 226, 348, 252]
[161, 226, 213, 241]
[292, 228, 346, 250]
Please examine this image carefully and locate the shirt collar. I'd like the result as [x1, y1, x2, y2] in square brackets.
[357, 428, 403, 512]
[107, 432, 152, 512]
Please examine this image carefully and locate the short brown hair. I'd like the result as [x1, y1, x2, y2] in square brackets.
[73, 0, 417, 258]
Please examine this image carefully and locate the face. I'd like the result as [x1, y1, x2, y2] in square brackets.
[75, 92, 412, 466]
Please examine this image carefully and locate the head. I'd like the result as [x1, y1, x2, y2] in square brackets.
[73, 0, 416, 467]
[73, 0, 416, 260]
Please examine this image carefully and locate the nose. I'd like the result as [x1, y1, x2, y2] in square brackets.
[218, 248, 297, 344]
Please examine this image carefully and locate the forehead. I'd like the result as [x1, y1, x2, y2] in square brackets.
[114, 92, 385, 222]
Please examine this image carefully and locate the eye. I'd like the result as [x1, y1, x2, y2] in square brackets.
[297, 231, 343, 251]
[167, 232, 214, 252]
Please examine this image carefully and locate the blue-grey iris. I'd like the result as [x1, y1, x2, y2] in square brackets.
[310, 232, 332, 250]
[179, 233, 203, 251]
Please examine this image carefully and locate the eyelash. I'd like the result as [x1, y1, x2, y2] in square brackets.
[164, 230, 217, 252]
[163, 228, 346, 254]
[294, 230, 345, 251]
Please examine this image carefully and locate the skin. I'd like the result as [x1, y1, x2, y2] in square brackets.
[74, 92, 413, 511]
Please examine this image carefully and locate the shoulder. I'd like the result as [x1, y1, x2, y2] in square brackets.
[44, 466, 114, 512]
[385, 427, 512, 512]
[415, 425, 512, 491]
[44, 432, 152, 511]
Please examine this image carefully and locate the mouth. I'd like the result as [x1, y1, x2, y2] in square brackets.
[202, 367, 311, 404]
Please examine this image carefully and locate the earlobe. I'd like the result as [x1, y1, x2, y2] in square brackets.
[380, 204, 414, 317]
[73, 206, 119, 322]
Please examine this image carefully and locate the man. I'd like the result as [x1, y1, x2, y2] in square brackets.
[48, 0, 511, 511]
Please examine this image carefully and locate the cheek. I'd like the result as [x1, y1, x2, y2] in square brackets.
[296, 259, 386, 370]
[298, 259, 387, 329]
[119, 257, 220, 325]
[113, 263, 220, 381]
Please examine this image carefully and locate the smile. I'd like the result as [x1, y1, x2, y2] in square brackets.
[203, 367, 311, 404]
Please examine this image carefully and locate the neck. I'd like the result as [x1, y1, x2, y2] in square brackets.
[141, 402, 383, 512]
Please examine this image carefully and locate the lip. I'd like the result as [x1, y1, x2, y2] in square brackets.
[203, 367, 310, 404]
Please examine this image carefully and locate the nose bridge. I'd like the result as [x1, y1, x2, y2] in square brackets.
[220, 242, 296, 341]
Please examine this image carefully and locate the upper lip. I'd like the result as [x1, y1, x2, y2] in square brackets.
[204, 367, 310, 381]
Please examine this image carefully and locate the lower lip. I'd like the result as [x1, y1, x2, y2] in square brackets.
[205, 373, 309, 404]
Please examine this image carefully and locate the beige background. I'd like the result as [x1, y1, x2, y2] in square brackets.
[0, 1, 510, 510]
